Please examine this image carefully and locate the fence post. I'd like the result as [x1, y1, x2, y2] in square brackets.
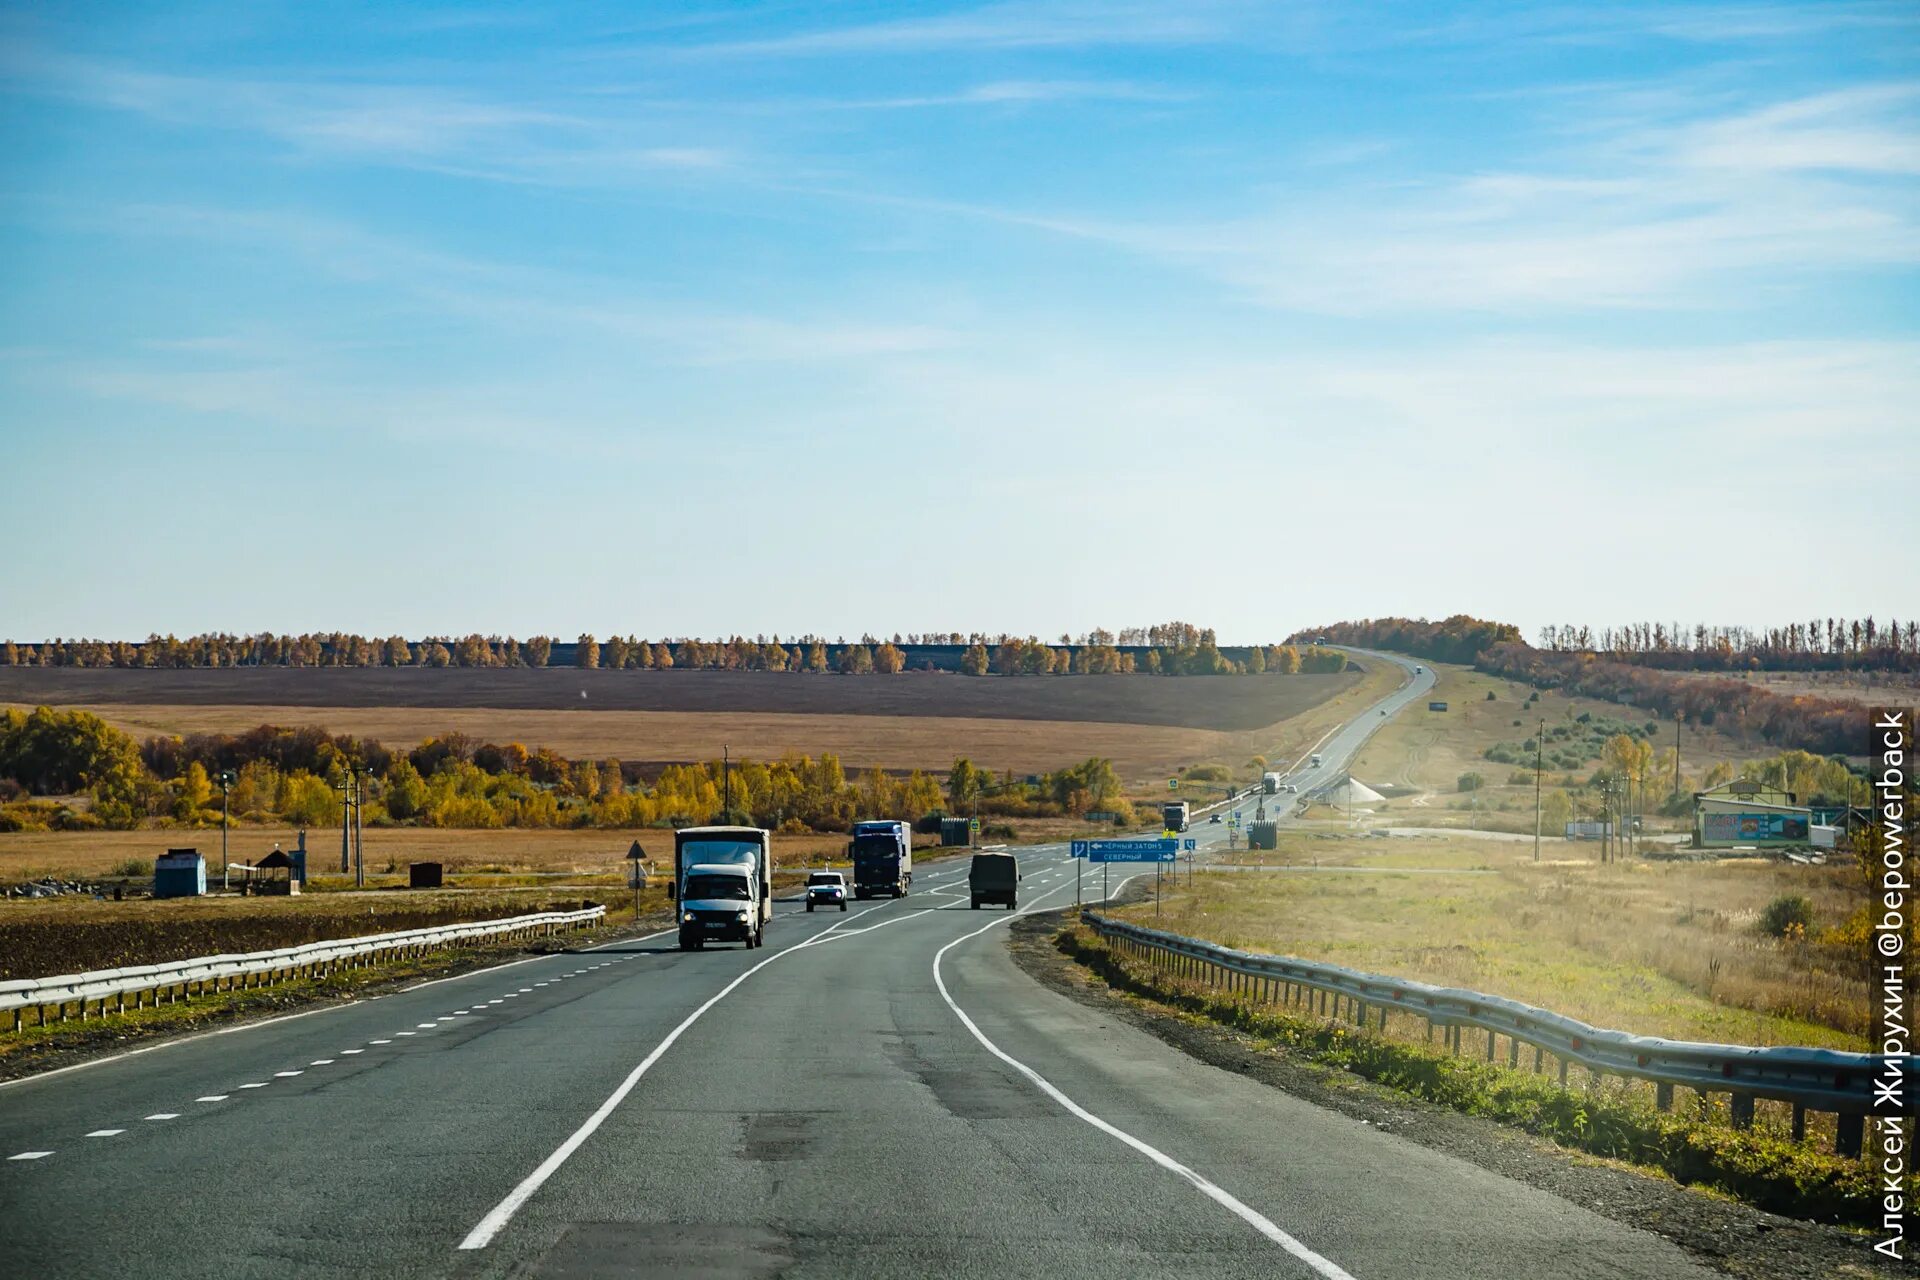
[1791, 1104, 1805, 1142]
[1656, 1082, 1674, 1112]
[1730, 1094, 1755, 1130]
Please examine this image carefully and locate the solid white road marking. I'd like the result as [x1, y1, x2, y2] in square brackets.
[9, 1151, 53, 1160]
[458, 902, 892, 1251]
[85, 1129, 125, 1138]
[929, 879, 1355, 1280]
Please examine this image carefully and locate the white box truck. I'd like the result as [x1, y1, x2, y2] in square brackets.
[671, 825, 772, 950]
[1262, 772, 1281, 795]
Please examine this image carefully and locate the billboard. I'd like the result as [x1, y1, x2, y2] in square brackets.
[1701, 811, 1809, 845]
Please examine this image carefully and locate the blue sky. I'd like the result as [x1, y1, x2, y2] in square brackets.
[2, 2, 1915, 644]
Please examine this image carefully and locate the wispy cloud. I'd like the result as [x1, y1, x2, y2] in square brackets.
[815, 79, 1920, 315]
[674, 1, 1228, 59]
[0, 45, 736, 187]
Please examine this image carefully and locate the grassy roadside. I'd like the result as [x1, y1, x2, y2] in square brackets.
[0, 902, 665, 1080]
[1113, 836, 1869, 1049]
[1053, 920, 1874, 1227]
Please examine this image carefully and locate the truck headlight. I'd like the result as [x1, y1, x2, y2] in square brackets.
[736, 910, 750, 922]
[681, 911, 696, 923]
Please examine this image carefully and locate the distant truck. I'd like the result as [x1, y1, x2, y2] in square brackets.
[1162, 800, 1190, 832]
[1262, 772, 1281, 795]
[671, 825, 772, 950]
[849, 818, 912, 899]
[1309, 753, 1323, 769]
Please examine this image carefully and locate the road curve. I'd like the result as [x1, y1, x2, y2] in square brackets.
[0, 652, 1715, 1278]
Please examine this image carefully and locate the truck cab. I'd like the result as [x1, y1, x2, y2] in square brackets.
[672, 826, 772, 950]
[1161, 800, 1190, 832]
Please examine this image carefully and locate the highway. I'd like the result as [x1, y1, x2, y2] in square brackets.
[0, 653, 1717, 1278]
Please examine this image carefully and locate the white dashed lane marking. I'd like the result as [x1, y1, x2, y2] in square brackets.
[85, 1130, 124, 1138]
[238, 1083, 268, 1089]
[369, 1039, 392, 1045]
[197, 1095, 228, 1103]
[9, 1151, 53, 1160]
[341, 1049, 364, 1055]
[273, 1071, 302, 1078]
[145, 1113, 179, 1121]
[310, 1059, 334, 1066]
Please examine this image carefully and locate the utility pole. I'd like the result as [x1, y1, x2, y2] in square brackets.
[722, 746, 731, 819]
[340, 770, 351, 873]
[1534, 719, 1544, 863]
[1673, 712, 1683, 800]
[219, 770, 234, 889]
[352, 764, 364, 888]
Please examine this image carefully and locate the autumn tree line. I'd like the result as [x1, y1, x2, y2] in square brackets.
[0, 707, 1132, 835]
[0, 624, 1348, 678]
[1298, 616, 1889, 757]
[1535, 618, 1919, 671]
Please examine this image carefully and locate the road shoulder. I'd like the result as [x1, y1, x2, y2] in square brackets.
[1006, 909, 1902, 1280]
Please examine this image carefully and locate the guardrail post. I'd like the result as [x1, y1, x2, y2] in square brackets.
[1532, 1045, 1542, 1074]
[1558, 1057, 1568, 1086]
[1837, 1113, 1864, 1158]
[1730, 1094, 1755, 1130]
[1791, 1104, 1805, 1142]
[1485, 1029, 1496, 1062]
[1656, 1082, 1673, 1111]
[1507, 1037, 1518, 1068]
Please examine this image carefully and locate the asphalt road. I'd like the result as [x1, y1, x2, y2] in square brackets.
[0, 653, 1716, 1278]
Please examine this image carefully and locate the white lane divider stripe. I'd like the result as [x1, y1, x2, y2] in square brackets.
[458, 902, 893, 1251]
[197, 1095, 228, 1102]
[9, 1151, 53, 1160]
[85, 1129, 124, 1138]
[238, 1082, 268, 1089]
[145, 1113, 180, 1121]
[928, 882, 1357, 1280]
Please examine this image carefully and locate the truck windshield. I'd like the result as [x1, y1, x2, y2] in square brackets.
[678, 839, 762, 866]
[685, 874, 749, 900]
[852, 835, 901, 858]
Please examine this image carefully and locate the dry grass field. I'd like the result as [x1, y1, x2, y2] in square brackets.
[0, 665, 1371, 781]
[1665, 668, 1920, 707]
[1114, 833, 1868, 1050]
[1344, 660, 1756, 833]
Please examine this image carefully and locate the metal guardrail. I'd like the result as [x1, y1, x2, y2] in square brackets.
[1, 907, 605, 1032]
[1082, 911, 1886, 1156]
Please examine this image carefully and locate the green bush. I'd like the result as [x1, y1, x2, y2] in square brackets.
[1457, 772, 1484, 793]
[1759, 895, 1815, 939]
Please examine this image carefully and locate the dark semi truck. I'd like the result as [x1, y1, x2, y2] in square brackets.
[850, 818, 912, 898]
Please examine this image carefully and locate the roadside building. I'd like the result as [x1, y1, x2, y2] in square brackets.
[1692, 779, 1813, 849]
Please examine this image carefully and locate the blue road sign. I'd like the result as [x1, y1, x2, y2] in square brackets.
[1183, 838, 1197, 851]
[1085, 838, 1178, 863]
[1070, 840, 1089, 857]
